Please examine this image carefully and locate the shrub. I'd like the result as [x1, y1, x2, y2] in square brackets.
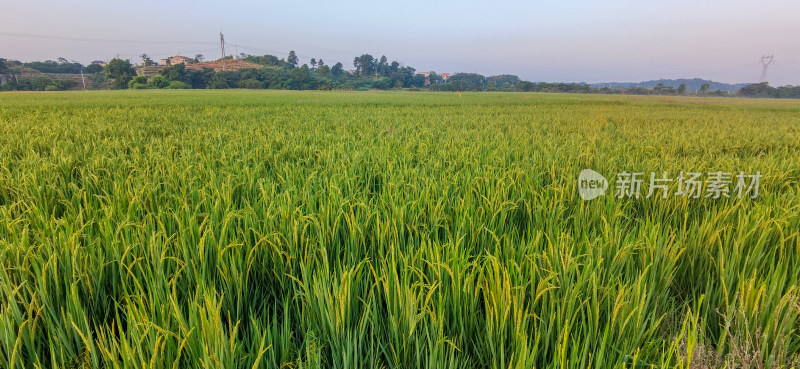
[166, 81, 190, 89]
[112, 76, 130, 89]
[238, 78, 265, 89]
[149, 75, 169, 89]
[128, 81, 152, 89]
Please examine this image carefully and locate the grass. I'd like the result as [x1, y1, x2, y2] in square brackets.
[1, 90, 799, 368]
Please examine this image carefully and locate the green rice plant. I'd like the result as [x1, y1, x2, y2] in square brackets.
[0, 90, 798, 368]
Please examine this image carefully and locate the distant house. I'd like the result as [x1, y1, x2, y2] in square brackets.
[347, 69, 357, 75]
[416, 72, 451, 86]
[90, 60, 107, 67]
[169, 55, 192, 65]
[159, 56, 193, 66]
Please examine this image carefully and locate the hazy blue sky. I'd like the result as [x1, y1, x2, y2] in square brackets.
[3, 0, 799, 85]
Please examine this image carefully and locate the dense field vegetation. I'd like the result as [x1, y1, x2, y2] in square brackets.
[1, 91, 799, 368]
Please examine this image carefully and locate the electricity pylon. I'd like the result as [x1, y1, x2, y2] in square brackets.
[759, 54, 774, 83]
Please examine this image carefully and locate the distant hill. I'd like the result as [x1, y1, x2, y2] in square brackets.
[186, 59, 263, 72]
[589, 78, 750, 92]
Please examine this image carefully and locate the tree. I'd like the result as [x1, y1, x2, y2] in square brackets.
[208, 71, 239, 89]
[332, 62, 344, 77]
[239, 78, 265, 89]
[517, 81, 535, 92]
[677, 83, 687, 95]
[411, 73, 427, 87]
[700, 82, 710, 95]
[391, 66, 417, 88]
[316, 64, 330, 77]
[439, 73, 486, 91]
[775, 85, 800, 98]
[188, 68, 214, 89]
[652, 82, 675, 95]
[317, 59, 324, 67]
[288, 64, 317, 90]
[310, 58, 317, 69]
[128, 75, 149, 89]
[0, 58, 7, 73]
[242, 54, 282, 67]
[159, 63, 187, 83]
[166, 81, 189, 89]
[85, 63, 103, 74]
[378, 55, 388, 76]
[287, 51, 298, 67]
[24, 60, 84, 74]
[104, 58, 135, 89]
[194, 54, 205, 63]
[140, 54, 156, 66]
[490, 75, 520, 89]
[737, 82, 776, 98]
[158, 63, 213, 89]
[353, 54, 375, 76]
[149, 75, 168, 88]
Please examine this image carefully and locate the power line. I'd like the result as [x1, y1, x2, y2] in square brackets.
[1, 31, 387, 70]
[0, 31, 217, 45]
[117, 48, 218, 58]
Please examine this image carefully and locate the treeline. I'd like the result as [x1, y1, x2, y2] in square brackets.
[0, 58, 99, 91]
[0, 59, 83, 91]
[104, 53, 434, 91]
[736, 82, 800, 99]
[3, 55, 800, 98]
[1, 57, 103, 74]
[5, 77, 78, 91]
[23, 59, 104, 74]
[101, 55, 590, 92]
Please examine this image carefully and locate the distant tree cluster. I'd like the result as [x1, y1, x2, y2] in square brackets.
[429, 73, 485, 91]
[0, 57, 105, 91]
[105, 58, 136, 89]
[0, 58, 79, 91]
[737, 82, 800, 99]
[133, 52, 431, 91]
[23, 58, 85, 74]
[3, 53, 800, 99]
[2, 76, 77, 91]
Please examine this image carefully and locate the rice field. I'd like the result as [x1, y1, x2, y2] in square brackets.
[1, 90, 799, 368]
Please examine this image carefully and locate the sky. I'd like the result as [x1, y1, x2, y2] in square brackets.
[2, 0, 799, 85]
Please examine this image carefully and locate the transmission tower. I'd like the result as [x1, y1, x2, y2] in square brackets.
[220, 32, 226, 71]
[759, 54, 774, 83]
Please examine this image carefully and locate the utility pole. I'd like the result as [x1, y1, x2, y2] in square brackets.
[220, 31, 226, 71]
[80, 70, 86, 89]
[759, 54, 774, 83]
